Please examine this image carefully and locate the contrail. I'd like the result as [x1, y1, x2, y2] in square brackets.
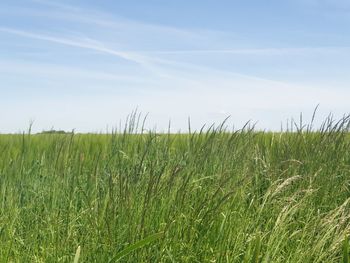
[0, 27, 154, 70]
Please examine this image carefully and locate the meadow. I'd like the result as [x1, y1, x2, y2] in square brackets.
[0, 115, 350, 262]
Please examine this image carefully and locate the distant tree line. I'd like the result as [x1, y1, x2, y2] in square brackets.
[38, 130, 73, 134]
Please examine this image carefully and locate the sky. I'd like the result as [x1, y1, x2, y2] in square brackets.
[1, 0, 350, 133]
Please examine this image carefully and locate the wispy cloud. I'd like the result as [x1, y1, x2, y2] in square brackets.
[0, 27, 156, 69]
[3, 0, 346, 60]
[0, 60, 148, 82]
[17, 0, 202, 42]
[144, 46, 350, 55]
[1, 25, 346, 97]
[2, 26, 347, 63]
[0, 26, 209, 78]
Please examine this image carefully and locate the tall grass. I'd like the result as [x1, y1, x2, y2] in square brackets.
[0, 114, 349, 262]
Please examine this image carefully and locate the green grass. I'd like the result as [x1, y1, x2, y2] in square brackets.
[0, 115, 350, 262]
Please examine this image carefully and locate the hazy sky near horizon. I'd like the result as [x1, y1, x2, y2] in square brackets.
[1, 0, 350, 132]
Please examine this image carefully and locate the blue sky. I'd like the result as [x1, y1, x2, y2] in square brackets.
[1, 0, 350, 132]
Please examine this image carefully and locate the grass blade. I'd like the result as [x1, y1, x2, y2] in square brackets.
[108, 232, 163, 262]
[73, 246, 81, 263]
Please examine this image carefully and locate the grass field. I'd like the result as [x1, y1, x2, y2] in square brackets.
[1, 115, 350, 262]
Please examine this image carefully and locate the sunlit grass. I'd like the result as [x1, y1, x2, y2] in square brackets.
[0, 114, 349, 262]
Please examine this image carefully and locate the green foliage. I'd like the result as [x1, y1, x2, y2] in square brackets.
[0, 115, 349, 262]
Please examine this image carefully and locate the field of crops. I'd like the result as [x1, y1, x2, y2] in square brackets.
[1, 116, 350, 262]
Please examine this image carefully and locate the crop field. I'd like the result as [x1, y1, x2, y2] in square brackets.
[0, 116, 350, 262]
